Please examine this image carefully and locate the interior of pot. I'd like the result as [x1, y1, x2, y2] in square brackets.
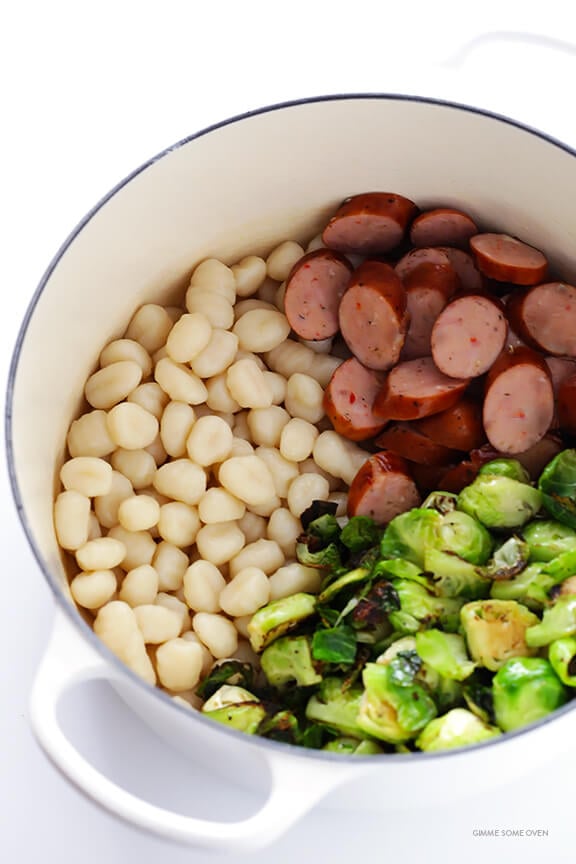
[9, 94, 576, 608]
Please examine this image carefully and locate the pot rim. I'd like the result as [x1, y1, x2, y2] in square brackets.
[7, 91, 576, 764]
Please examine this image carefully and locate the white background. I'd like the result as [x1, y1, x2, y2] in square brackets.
[3, 2, 576, 861]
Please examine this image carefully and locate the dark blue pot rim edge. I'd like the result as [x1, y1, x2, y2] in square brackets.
[6, 91, 576, 766]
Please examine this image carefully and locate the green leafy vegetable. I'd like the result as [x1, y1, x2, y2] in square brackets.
[195, 660, 254, 700]
[340, 516, 381, 553]
[312, 625, 357, 664]
[539, 449, 576, 529]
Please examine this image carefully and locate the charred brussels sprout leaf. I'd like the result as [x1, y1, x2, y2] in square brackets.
[257, 710, 300, 743]
[340, 516, 381, 553]
[458, 475, 541, 529]
[539, 449, 576, 529]
[312, 625, 357, 665]
[296, 511, 342, 571]
[416, 708, 501, 751]
[478, 458, 531, 483]
[380, 508, 442, 567]
[422, 491, 458, 514]
[317, 568, 370, 604]
[300, 499, 338, 530]
[248, 593, 317, 652]
[463, 669, 496, 724]
[522, 519, 576, 562]
[485, 536, 529, 581]
[195, 660, 254, 700]
[261, 635, 322, 688]
[350, 580, 400, 631]
[492, 657, 567, 732]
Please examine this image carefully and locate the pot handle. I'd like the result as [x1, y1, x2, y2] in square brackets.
[30, 610, 355, 850]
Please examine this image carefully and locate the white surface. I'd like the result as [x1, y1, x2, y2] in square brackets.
[3, 2, 576, 860]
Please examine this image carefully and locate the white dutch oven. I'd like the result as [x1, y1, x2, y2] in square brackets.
[7, 94, 576, 851]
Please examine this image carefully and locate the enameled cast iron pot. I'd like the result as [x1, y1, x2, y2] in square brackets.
[7, 94, 576, 851]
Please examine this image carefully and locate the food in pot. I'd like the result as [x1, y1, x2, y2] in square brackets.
[53, 191, 576, 752]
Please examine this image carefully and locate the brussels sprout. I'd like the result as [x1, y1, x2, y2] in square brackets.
[248, 593, 317, 652]
[389, 579, 463, 634]
[371, 558, 433, 590]
[541, 548, 576, 582]
[485, 536, 530, 580]
[492, 657, 567, 732]
[522, 520, 576, 562]
[478, 458, 531, 483]
[312, 625, 357, 664]
[305, 677, 366, 738]
[525, 596, 576, 647]
[415, 708, 501, 752]
[340, 516, 381, 553]
[415, 630, 476, 681]
[548, 636, 576, 686]
[376, 639, 462, 710]
[357, 658, 437, 744]
[380, 508, 442, 567]
[202, 685, 266, 734]
[376, 636, 418, 664]
[422, 491, 458, 514]
[435, 510, 493, 564]
[260, 635, 322, 688]
[552, 574, 576, 599]
[424, 547, 491, 600]
[322, 737, 384, 755]
[490, 562, 550, 609]
[195, 660, 254, 700]
[460, 600, 539, 671]
[457, 476, 542, 529]
[317, 568, 370, 603]
[538, 449, 576, 529]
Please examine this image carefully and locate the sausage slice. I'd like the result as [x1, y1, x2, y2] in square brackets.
[401, 262, 460, 360]
[323, 357, 386, 441]
[431, 295, 508, 378]
[415, 398, 485, 451]
[470, 233, 548, 285]
[395, 246, 452, 280]
[374, 423, 457, 466]
[374, 356, 469, 420]
[338, 260, 408, 371]
[410, 207, 478, 249]
[438, 461, 479, 493]
[347, 451, 421, 523]
[436, 247, 484, 293]
[507, 282, 576, 356]
[557, 375, 576, 434]
[284, 249, 353, 340]
[323, 192, 418, 255]
[483, 347, 554, 454]
[471, 434, 563, 479]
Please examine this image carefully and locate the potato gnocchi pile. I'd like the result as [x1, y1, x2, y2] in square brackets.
[54, 239, 369, 706]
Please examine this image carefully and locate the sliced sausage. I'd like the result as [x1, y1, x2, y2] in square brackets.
[373, 356, 469, 421]
[395, 246, 452, 280]
[545, 357, 576, 429]
[470, 233, 548, 285]
[338, 260, 408, 371]
[409, 461, 456, 496]
[431, 294, 508, 379]
[410, 207, 478, 249]
[323, 357, 387, 441]
[507, 282, 576, 356]
[483, 347, 554, 454]
[283, 249, 353, 340]
[415, 398, 485, 451]
[438, 461, 479, 493]
[471, 434, 563, 479]
[436, 247, 483, 293]
[557, 375, 576, 434]
[401, 262, 460, 360]
[323, 192, 418, 256]
[347, 451, 421, 523]
[374, 423, 457, 466]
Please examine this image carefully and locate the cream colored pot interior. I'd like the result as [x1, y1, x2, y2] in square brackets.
[10, 96, 576, 602]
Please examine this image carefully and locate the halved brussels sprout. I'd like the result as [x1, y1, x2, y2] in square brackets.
[415, 708, 500, 751]
[415, 630, 476, 681]
[460, 599, 539, 671]
[492, 657, 567, 732]
[248, 592, 317, 652]
[522, 520, 576, 562]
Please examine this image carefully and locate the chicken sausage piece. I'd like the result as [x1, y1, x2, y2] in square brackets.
[471, 434, 563, 479]
[347, 451, 421, 523]
[431, 295, 508, 379]
[507, 282, 576, 357]
[284, 249, 353, 340]
[470, 233, 548, 285]
[483, 347, 554, 454]
[410, 207, 478, 249]
[374, 357, 469, 421]
[557, 375, 576, 435]
[338, 260, 408, 371]
[322, 192, 418, 256]
[415, 398, 485, 451]
[394, 246, 452, 280]
[438, 461, 479, 494]
[401, 262, 460, 360]
[323, 357, 387, 441]
[374, 423, 457, 466]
